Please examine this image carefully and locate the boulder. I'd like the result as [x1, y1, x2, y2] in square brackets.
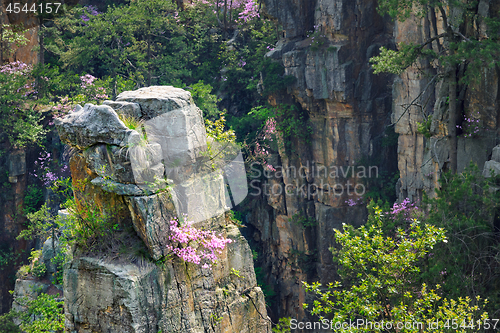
[55, 103, 139, 150]
[483, 160, 500, 178]
[116, 86, 194, 120]
[102, 100, 142, 119]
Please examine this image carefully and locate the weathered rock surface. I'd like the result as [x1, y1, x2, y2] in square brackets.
[55, 103, 139, 150]
[55, 86, 270, 332]
[253, 0, 500, 325]
[247, 0, 396, 322]
[64, 226, 269, 333]
[116, 86, 195, 120]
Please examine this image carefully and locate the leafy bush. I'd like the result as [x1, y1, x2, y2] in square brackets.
[17, 293, 64, 333]
[28, 250, 46, 279]
[31, 261, 47, 279]
[23, 185, 44, 215]
[0, 311, 20, 333]
[17, 204, 56, 242]
[303, 204, 489, 330]
[0, 61, 48, 148]
[189, 81, 220, 120]
[422, 163, 500, 315]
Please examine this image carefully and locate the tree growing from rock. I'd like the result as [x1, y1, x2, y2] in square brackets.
[370, 0, 500, 174]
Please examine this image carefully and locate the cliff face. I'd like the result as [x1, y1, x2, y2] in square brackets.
[55, 87, 270, 333]
[251, 0, 397, 320]
[392, 2, 500, 201]
[253, 0, 500, 322]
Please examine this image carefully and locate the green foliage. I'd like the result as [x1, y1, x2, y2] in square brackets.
[260, 59, 296, 96]
[289, 213, 316, 229]
[205, 114, 236, 144]
[18, 204, 55, 242]
[417, 116, 432, 139]
[0, 311, 20, 333]
[254, 266, 276, 305]
[17, 265, 31, 279]
[189, 81, 220, 119]
[1, 24, 29, 60]
[17, 293, 64, 333]
[372, 0, 500, 81]
[204, 114, 240, 169]
[118, 114, 144, 131]
[24, 185, 44, 215]
[50, 251, 68, 285]
[49, 177, 73, 207]
[370, 44, 420, 75]
[307, 30, 327, 52]
[31, 261, 47, 279]
[0, 247, 19, 270]
[210, 313, 223, 326]
[226, 210, 244, 227]
[303, 206, 489, 331]
[0, 63, 48, 148]
[272, 317, 291, 333]
[422, 163, 500, 314]
[249, 103, 312, 152]
[63, 196, 114, 249]
[230, 268, 244, 279]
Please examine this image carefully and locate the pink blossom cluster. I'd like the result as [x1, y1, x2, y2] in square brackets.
[32, 151, 70, 186]
[262, 118, 276, 141]
[345, 197, 364, 206]
[238, 0, 260, 22]
[254, 142, 275, 171]
[388, 198, 418, 221]
[251, 117, 280, 171]
[166, 218, 232, 269]
[79, 74, 109, 101]
[80, 74, 97, 89]
[190, 0, 259, 23]
[0, 61, 31, 75]
[52, 96, 74, 119]
[457, 110, 482, 138]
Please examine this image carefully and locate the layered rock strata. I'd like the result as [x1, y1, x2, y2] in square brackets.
[255, 0, 500, 325]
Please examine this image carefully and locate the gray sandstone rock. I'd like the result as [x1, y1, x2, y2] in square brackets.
[102, 100, 142, 118]
[116, 86, 194, 120]
[491, 145, 500, 163]
[483, 160, 500, 178]
[55, 103, 138, 150]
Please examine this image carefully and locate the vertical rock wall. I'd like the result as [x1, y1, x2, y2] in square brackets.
[255, 0, 500, 323]
[252, 0, 397, 321]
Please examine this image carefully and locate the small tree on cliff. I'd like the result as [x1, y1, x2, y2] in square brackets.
[303, 203, 489, 332]
[370, 0, 500, 174]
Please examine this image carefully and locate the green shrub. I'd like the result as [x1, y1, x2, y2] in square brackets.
[422, 163, 500, 314]
[17, 293, 64, 333]
[23, 185, 44, 215]
[17, 204, 55, 242]
[31, 261, 47, 279]
[0, 311, 20, 333]
[303, 206, 489, 330]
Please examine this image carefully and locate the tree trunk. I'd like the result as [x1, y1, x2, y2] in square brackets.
[223, 0, 227, 38]
[0, 2, 4, 66]
[147, 19, 151, 87]
[448, 68, 458, 174]
[39, 21, 44, 66]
